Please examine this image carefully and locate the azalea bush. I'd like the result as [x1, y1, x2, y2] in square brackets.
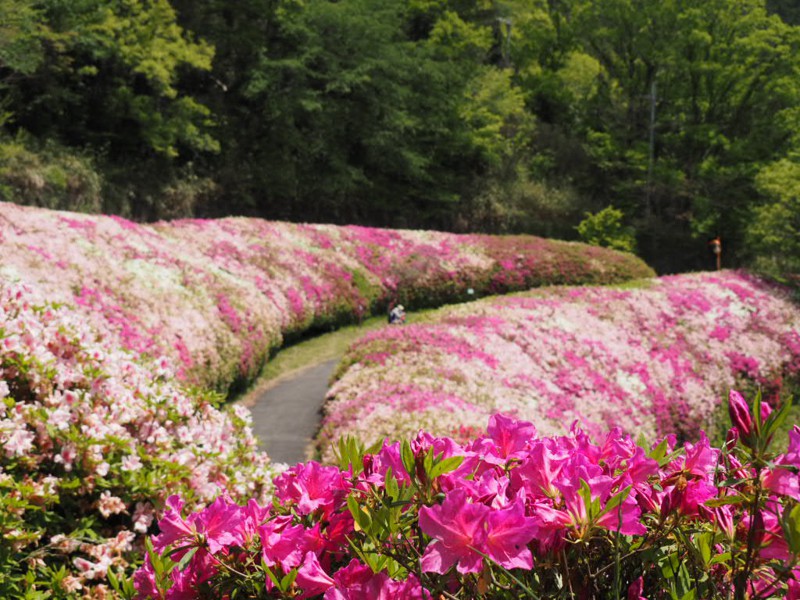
[134, 390, 800, 599]
[320, 271, 800, 455]
[0, 202, 653, 394]
[0, 283, 275, 598]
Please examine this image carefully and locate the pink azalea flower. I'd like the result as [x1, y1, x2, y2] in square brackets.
[258, 517, 309, 572]
[153, 494, 244, 555]
[132, 556, 159, 599]
[295, 551, 335, 599]
[419, 489, 490, 574]
[324, 561, 432, 600]
[486, 413, 536, 461]
[763, 426, 800, 500]
[324, 560, 379, 600]
[595, 493, 648, 536]
[702, 505, 735, 540]
[661, 479, 716, 518]
[528, 501, 572, 553]
[273, 461, 348, 517]
[485, 498, 537, 570]
[788, 571, 800, 600]
[515, 440, 566, 500]
[241, 498, 270, 542]
[375, 442, 412, 485]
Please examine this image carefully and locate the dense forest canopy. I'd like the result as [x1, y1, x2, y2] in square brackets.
[1, 0, 799, 274]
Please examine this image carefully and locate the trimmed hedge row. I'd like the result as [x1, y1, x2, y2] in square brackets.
[0, 202, 653, 395]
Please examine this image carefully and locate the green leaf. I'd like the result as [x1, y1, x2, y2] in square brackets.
[694, 532, 713, 566]
[264, 563, 281, 589]
[384, 467, 399, 499]
[658, 447, 685, 468]
[704, 494, 747, 507]
[401, 440, 415, 480]
[280, 568, 298, 591]
[107, 568, 120, 593]
[428, 455, 464, 479]
[763, 396, 793, 446]
[347, 494, 372, 532]
[578, 479, 596, 518]
[752, 388, 763, 435]
[175, 546, 198, 573]
[423, 447, 435, 479]
[709, 552, 731, 565]
[782, 503, 800, 554]
[602, 485, 632, 516]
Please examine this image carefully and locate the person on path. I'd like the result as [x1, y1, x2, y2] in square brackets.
[709, 236, 722, 270]
[388, 304, 406, 325]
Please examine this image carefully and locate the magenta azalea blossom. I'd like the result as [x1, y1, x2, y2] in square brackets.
[258, 517, 309, 572]
[515, 440, 566, 500]
[296, 551, 335, 599]
[628, 576, 647, 600]
[323, 559, 431, 599]
[152, 495, 194, 552]
[485, 498, 537, 570]
[528, 502, 573, 553]
[487, 413, 536, 460]
[274, 461, 348, 517]
[595, 493, 648, 536]
[152, 494, 244, 555]
[419, 489, 490, 574]
[763, 426, 800, 500]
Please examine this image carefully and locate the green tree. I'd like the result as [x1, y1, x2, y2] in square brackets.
[516, 0, 800, 272]
[576, 205, 636, 252]
[3, 0, 216, 218]
[169, 0, 532, 228]
[747, 159, 800, 281]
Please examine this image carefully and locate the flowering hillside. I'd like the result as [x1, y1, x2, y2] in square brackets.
[0, 201, 653, 596]
[0, 202, 653, 393]
[319, 271, 800, 456]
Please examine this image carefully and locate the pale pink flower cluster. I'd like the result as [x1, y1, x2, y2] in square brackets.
[320, 271, 800, 454]
[0, 202, 651, 392]
[0, 281, 275, 591]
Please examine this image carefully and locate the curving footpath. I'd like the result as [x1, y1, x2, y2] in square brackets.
[247, 359, 339, 464]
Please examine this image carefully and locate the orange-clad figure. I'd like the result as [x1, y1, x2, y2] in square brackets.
[709, 237, 722, 270]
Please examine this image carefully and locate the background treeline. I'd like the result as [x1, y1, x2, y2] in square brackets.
[1, 0, 799, 275]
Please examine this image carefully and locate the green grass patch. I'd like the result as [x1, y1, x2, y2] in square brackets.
[234, 315, 385, 406]
[234, 277, 658, 408]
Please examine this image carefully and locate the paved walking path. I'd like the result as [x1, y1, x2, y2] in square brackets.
[247, 359, 339, 465]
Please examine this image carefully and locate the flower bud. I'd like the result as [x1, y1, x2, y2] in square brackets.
[760, 401, 773, 424]
[725, 427, 739, 450]
[627, 576, 646, 600]
[728, 390, 754, 447]
[711, 505, 735, 540]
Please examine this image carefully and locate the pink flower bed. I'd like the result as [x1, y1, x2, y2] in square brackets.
[0, 282, 275, 595]
[135, 396, 800, 598]
[0, 202, 652, 393]
[319, 271, 800, 456]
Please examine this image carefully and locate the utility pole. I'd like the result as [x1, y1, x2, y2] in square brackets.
[497, 18, 512, 69]
[646, 78, 657, 220]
